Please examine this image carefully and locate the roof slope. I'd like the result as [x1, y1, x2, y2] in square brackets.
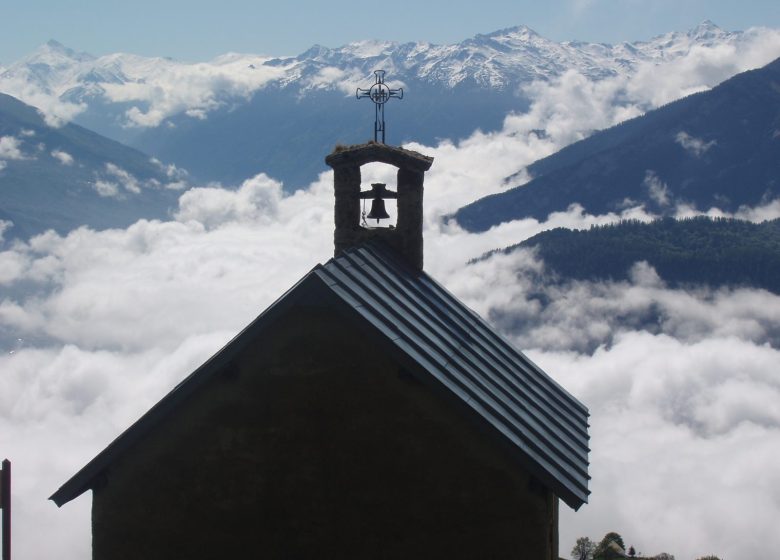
[51, 243, 589, 509]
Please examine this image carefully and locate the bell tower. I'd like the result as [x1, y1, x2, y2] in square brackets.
[325, 142, 434, 271]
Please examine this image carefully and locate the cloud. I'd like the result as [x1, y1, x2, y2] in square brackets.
[51, 149, 74, 165]
[174, 173, 287, 229]
[0, 175, 334, 353]
[98, 54, 288, 127]
[675, 130, 716, 157]
[447, 246, 780, 560]
[0, 135, 26, 160]
[103, 162, 141, 194]
[735, 198, 780, 222]
[91, 180, 120, 198]
[0, 49, 286, 128]
[0, 249, 27, 285]
[308, 66, 346, 89]
[503, 69, 643, 149]
[0, 220, 13, 242]
[548, 332, 780, 560]
[0, 71, 86, 125]
[150, 157, 188, 181]
[644, 170, 672, 206]
[89, 162, 186, 197]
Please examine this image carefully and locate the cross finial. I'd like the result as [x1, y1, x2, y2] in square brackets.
[356, 70, 403, 143]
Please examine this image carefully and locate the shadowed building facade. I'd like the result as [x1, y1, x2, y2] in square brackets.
[51, 142, 589, 559]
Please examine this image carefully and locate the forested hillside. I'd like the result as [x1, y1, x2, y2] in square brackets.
[496, 217, 780, 293]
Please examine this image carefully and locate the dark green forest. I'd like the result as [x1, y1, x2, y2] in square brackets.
[498, 216, 780, 293]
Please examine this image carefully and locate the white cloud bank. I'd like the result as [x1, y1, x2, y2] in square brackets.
[99, 53, 287, 127]
[2, 31, 780, 560]
[2, 171, 778, 560]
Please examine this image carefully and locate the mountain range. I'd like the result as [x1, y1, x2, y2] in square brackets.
[0, 21, 747, 189]
[454, 56, 780, 231]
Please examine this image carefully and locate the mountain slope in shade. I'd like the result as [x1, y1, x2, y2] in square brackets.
[492, 217, 780, 294]
[0, 22, 750, 188]
[0, 93, 187, 239]
[453, 57, 780, 232]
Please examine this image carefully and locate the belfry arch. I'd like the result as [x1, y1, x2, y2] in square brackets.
[325, 142, 434, 271]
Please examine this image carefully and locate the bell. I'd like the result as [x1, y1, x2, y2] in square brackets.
[360, 182, 396, 224]
[367, 198, 390, 222]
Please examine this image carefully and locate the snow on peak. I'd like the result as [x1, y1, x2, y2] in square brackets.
[688, 20, 728, 39]
[482, 25, 541, 41]
[29, 40, 95, 65]
[0, 22, 764, 128]
[342, 39, 399, 58]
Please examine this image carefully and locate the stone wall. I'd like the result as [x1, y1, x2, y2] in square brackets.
[91, 306, 557, 559]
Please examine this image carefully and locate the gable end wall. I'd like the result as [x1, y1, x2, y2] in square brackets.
[92, 306, 558, 559]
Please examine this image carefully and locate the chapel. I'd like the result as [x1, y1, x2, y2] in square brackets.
[51, 141, 589, 560]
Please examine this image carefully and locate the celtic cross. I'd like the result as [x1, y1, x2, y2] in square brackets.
[356, 70, 403, 143]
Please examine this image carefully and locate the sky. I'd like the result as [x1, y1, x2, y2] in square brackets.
[2, 4, 780, 560]
[1, 0, 780, 62]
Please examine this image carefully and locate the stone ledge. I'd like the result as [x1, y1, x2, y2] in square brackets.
[325, 141, 433, 172]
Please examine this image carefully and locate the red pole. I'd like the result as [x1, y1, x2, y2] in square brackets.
[1, 459, 9, 560]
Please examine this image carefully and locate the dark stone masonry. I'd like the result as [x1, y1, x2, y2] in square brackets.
[325, 142, 433, 271]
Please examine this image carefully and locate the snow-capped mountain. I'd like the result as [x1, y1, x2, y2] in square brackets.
[1, 22, 740, 123]
[0, 21, 770, 187]
[4, 22, 740, 93]
[279, 20, 740, 89]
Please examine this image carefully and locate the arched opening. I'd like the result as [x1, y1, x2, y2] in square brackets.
[359, 161, 400, 228]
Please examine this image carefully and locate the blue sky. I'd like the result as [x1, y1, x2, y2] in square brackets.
[2, 0, 779, 63]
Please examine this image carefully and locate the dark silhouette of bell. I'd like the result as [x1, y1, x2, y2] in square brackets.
[360, 182, 397, 224]
[367, 198, 390, 221]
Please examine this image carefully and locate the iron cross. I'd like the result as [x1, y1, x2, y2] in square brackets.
[356, 70, 403, 143]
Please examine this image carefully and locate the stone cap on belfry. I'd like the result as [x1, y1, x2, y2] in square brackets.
[325, 142, 433, 173]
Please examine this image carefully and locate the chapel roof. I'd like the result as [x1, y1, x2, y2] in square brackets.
[51, 243, 590, 509]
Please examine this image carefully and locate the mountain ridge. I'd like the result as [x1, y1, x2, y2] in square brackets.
[453, 56, 780, 231]
[0, 92, 187, 239]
